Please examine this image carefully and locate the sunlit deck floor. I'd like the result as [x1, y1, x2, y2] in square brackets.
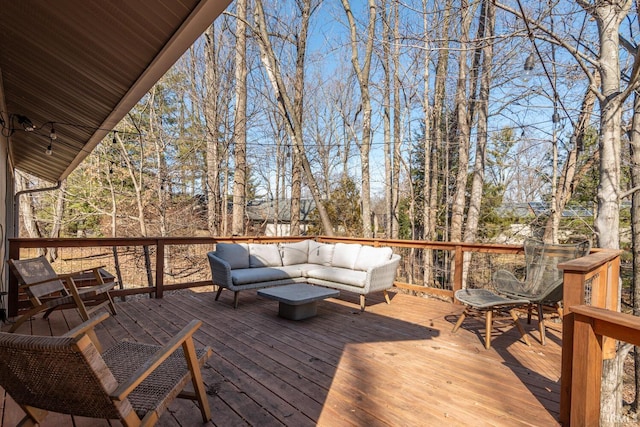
[1, 289, 563, 426]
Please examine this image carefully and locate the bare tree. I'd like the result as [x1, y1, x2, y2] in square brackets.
[340, 0, 377, 238]
[252, 0, 334, 235]
[449, 0, 473, 243]
[232, 0, 248, 236]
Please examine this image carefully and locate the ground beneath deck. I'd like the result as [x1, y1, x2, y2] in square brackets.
[1, 289, 562, 426]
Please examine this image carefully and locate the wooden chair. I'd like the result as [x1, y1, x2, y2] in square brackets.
[8, 256, 117, 333]
[0, 313, 213, 426]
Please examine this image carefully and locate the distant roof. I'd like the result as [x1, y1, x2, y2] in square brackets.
[246, 199, 316, 223]
[496, 202, 595, 218]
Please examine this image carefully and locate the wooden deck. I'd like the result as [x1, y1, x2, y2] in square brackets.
[0, 289, 563, 426]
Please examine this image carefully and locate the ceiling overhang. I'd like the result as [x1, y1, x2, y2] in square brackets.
[0, 0, 232, 183]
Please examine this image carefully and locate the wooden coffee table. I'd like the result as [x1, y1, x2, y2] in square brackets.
[258, 283, 339, 320]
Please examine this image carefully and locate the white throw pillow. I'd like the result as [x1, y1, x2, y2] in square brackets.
[354, 246, 393, 271]
[249, 243, 283, 267]
[331, 243, 362, 269]
[308, 241, 335, 266]
[280, 240, 310, 265]
[215, 243, 250, 269]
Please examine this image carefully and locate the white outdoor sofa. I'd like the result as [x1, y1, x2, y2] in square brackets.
[207, 239, 401, 311]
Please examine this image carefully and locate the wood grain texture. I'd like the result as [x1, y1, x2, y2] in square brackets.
[2, 289, 562, 426]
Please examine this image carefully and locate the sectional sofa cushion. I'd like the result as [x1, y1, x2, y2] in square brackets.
[280, 240, 309, 265]
[231, 267, 295, 285]
[215, 243, 250, 269]
[308, 241, 335, 266]
[307, 266, 367, 288]
[354, 246, 393, 271]
[249, 243, 282, 267]
[332, 243, 362, 270]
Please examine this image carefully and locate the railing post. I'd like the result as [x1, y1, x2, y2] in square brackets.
[156, 239, 164, 299]
[571, 312, 603, 426]
[559, 250, 622, 426]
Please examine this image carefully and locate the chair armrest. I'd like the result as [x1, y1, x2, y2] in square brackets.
[207, 252, 233, 289]
[364, 255, 401, 293]
[110, 319, 203, 401]
[58, 265, 107, 279]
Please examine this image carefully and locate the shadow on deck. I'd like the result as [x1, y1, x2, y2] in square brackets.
[0, 289, 562, 426]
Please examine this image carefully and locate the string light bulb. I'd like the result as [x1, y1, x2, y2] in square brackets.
[522, 53, 535, 83]
[45, 143, 52, 156]
[49, 123, 57, 140]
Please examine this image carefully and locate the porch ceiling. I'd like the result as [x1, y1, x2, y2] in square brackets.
[0, 0, 231, 183]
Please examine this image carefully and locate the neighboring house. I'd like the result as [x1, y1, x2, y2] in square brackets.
[0, 1, 232, 295]
[246, 199, 316, 236]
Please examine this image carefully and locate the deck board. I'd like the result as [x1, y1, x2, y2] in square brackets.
[1, 289, 562, 426]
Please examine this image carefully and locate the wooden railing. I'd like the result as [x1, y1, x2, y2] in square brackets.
[559, 249, 623, 426]
[7, 235, 525, 316]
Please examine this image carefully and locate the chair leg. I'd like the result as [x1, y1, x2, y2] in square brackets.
[233, 291, 240, 309]
[484, 309, 493, 349]
[383, 289, 391, 305]
[537, 303, 546, 345]
[509, 309, 531, 347]
[182, 340, 212, 422]
[452, 309, 467, 333]
[527, 304, 532, 324]
[360, 295, 366, 311]
[215, 286, 223, 301]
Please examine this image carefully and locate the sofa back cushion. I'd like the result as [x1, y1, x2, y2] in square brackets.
[280, 240, 310, 265]
[215, 243, 250, 269]
[354, 246, 393, 271]
[249, 243, 283, 267]
[331, 243, 362, 269]
[308, 241, 335, 266]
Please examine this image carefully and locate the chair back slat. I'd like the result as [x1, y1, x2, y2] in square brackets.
[0, 332, 132, 419]
[8, 256, 67, 298]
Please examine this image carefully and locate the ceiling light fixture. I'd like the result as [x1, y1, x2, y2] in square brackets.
[16, 115, 35, 132]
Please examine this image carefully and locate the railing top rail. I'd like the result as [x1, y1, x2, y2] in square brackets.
[558, 249, 622, 273]
[570, 305, 640, 346]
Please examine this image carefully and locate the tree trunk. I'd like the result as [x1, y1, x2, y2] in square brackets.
[449, 0, 472, 244]
[630, 88, 640, 413]
[204, 25, 221, 236]
[382, 0, 392, 238]
[231, 0, 248, 236]
[463, 0, 494, 245]
[391, 0, 401, 239]
[341, 0, 377, 238]
[116, 130, 148, 237]
[587, 1, 632, 424]
[16, 173, 42, 240]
